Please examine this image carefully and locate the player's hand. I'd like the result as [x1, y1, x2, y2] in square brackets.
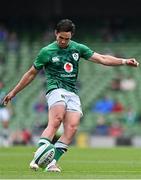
[2, 91, 15, 106]
[126, 59, 139, 67]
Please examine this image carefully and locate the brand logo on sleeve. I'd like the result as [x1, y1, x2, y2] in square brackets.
[52, 57, 60, 62]
[64, 63, 73, 73]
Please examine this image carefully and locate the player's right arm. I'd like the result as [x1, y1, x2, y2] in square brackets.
[2, 66, 39, 106]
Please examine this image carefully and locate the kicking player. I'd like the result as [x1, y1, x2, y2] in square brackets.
[2, 19, 139, 172]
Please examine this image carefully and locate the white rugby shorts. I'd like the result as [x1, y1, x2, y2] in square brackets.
[0, 108, 10, 121]
[46, 88, 83, 116]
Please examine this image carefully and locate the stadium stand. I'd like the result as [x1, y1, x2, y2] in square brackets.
[0, 36, 141, 137]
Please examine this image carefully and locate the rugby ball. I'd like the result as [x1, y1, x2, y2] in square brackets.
[34, 143, 55, 168]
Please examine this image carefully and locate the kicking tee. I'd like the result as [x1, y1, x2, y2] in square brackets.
[33, 40, 94, 94]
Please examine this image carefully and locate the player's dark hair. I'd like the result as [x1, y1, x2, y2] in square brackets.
[56, 19, 75, 34]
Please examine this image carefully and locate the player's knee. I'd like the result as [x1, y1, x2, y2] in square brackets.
[53, 114, 63, 128]
[68, 124, 78, 134]
[63, 124, 78, 143]
[55, 113, 64, 121]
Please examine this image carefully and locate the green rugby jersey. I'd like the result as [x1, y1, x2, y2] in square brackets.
[34, 40, 94, 94]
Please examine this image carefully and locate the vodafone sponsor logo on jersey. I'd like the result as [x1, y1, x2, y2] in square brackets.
[64, 62, 73, 73]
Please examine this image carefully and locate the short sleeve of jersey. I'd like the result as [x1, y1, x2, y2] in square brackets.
[78, 43, 94, 60]
[33, 47, 49, 70]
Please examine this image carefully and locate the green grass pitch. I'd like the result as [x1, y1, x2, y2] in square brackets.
[0, 146, 141, 179]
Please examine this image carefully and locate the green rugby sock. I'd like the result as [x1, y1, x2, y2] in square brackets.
[54, 141, 68, 161]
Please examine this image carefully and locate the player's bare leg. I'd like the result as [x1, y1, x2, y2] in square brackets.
[45, 111, 81, 172]
[41, 104, 66, 139]
[30, 104, 66, 171]
[59, 111, 81, 144]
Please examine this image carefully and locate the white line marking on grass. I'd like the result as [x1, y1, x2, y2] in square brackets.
[64, 160, 141, 164]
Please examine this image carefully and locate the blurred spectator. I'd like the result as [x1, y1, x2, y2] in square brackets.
[0, 81, 12, 146]
[91, 116, 109, 136]
[10, 128, 32, 145]
[123, 107, 138, 125]
[120, 76, 136, 91]
[109, 121, 123, 137]
[34, 101, 47, 113]
[110, 77, 121, 91]
[112, 100, 124, 113]
[91, 95, 115, 114]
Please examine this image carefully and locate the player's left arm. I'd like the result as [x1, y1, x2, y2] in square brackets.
[89, 52, 139, 67]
